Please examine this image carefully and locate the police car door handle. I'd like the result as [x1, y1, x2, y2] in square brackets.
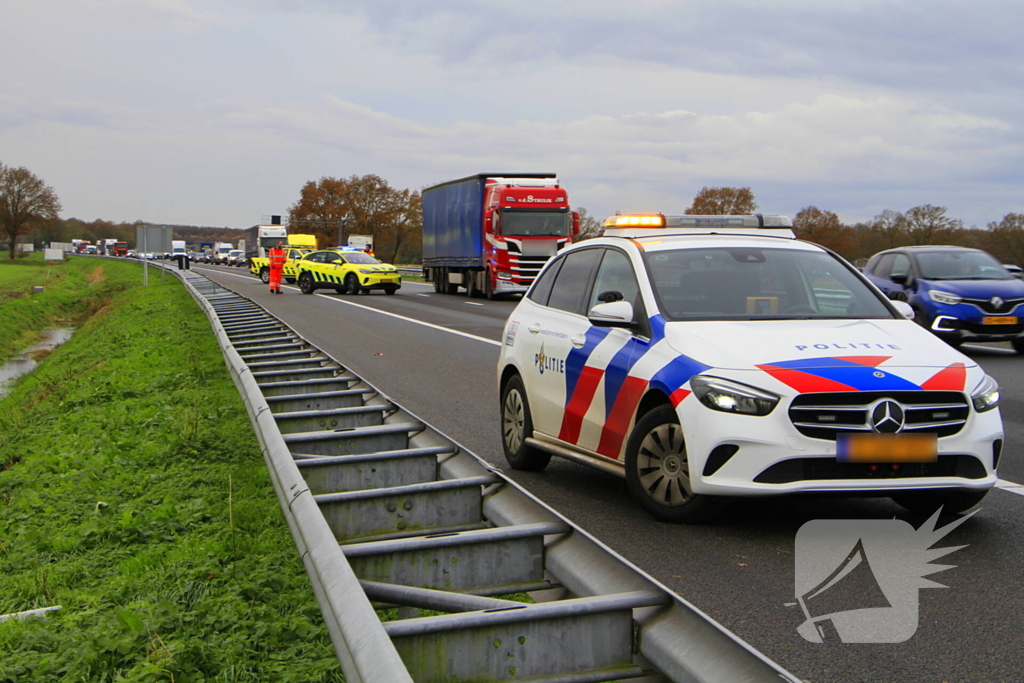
[571, 335, 586, 348]
[527, 324, 541, 334]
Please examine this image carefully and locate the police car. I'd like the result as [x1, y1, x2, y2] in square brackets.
[496, 214, 1002, 522]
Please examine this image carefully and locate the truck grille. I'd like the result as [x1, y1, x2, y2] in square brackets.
[508, 255, 550, 282]
[788, 391, 969, 440]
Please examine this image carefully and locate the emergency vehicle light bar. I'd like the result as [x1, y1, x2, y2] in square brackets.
[604, 214, 792, 229]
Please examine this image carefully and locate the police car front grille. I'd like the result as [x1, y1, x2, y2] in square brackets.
[788, 391, 969, 440]
[963, 297, 1024, 315]
[754, 454, 986, 483]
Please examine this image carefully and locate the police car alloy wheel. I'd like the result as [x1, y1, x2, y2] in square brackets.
[259, 267, 270, 284]
[625, 406, 716, 523]
[298, 272, 315, 294]
[501, 375, 551, 471]
[345, 273, 361, 295]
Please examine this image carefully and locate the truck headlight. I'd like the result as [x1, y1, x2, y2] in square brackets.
[929, 290, 963, 305]
[971, 375, 1000, 412]
[690, 376, 780, 416]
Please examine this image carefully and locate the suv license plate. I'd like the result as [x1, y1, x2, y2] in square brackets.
[381, 279, 393, 283]
[983, 316, 1017, 325]
[837, 433, 937, 463]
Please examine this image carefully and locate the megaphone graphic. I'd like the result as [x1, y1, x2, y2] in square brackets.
[795, 538, 892, 643]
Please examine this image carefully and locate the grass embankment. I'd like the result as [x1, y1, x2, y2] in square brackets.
[0, 261, 344, 682]
[0, 254, 116, 365]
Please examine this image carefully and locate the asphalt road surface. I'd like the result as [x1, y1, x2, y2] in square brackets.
[197, 264, 1024, 683]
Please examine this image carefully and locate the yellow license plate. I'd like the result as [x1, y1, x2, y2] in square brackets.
[837, 433, 937, 463]
[983, 316, 1017, 325]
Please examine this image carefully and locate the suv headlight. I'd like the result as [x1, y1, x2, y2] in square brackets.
[358, 268, 376, 274]
[690, 376, 780, 416]
[971, 375, 1000, 412]
[929, 290, 963, 305]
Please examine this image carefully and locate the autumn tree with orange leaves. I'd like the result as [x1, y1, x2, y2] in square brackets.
[685, 186, 758, 215]
[288, 174, 422, 263]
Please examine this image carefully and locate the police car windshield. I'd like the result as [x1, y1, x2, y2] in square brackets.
[645, 247, 894, 321]
[916, 251, 1011, 280]
[501, 210, 571, 237]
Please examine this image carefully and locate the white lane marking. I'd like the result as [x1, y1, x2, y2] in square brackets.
[417, 293, 431, 297]
[465, 301, 485, 306]
[194, 266, 502, 347]
[997, 479, 1024, 496]
[962, 344, 1015, 354]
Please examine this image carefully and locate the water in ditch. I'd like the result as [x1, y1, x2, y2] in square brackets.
[0, 327, 76, 399]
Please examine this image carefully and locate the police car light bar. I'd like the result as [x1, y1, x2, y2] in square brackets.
[602, 213, 795, 238]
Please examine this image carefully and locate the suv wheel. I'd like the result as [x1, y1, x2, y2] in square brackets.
[500, 375, 550, 471]
[1012, 338, 1024, 354]
[625, 406, 718, 523]
[891, 488, 988, 515]
[259, 267, 270, 284]
[298, 272, 315, 294]
[345, 273, 361, 295]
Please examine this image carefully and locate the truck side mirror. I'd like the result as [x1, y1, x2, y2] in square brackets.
[572, 211, 580, 236]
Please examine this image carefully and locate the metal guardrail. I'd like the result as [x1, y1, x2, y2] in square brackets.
[397, 266, 423, 277]
[166, 264, 799, 683]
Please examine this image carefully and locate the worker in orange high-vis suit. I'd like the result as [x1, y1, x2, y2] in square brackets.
[268, 241, 286, 294]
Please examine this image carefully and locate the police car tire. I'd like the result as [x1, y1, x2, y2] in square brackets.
[345, 273, 361, 295]
[891, 488, 988, 515]
[501, 375, 550, 471]
[384, 286, 398, 295]
[625, 406, 716, 523]
[259, 267, 270, 284]
[298, 272, 315, 294]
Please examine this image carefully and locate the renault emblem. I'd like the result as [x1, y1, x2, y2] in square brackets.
[991, 296, 1004, 308]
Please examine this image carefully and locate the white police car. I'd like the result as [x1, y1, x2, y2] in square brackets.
[496, 214, 1002, 522]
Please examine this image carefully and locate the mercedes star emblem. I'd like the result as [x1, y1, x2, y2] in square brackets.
[870, 400, 905, 434]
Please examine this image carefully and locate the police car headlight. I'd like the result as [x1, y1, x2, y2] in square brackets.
[929, 290, 963, 305]
[358, 268, 376, 274]
[690, 376, 780, 416]
[971, 374, 1000, 412]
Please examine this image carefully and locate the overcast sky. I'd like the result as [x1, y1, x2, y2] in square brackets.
[2, 0, 1022, 230]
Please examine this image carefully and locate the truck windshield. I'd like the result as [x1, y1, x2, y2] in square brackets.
[646, 247, 895, 321]
[500, 210, 571, 237]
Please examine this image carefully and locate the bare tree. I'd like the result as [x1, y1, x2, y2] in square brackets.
[572, 207, 604, 242]
[903, 204, 963, 245]
[0, 163, 62, 259]
[685, 187, 757, 215]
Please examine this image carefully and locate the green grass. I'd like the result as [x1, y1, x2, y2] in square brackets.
[0, 263, 344, 682]
[0, 255, 128, 365]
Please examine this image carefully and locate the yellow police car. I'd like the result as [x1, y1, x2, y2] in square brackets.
[296, 248, 402, 295]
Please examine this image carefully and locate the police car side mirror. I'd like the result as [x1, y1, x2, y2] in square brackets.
[588, 300, 636, 328]
[891, 300, 915, 320]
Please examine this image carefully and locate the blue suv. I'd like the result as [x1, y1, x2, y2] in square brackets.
[864, 246, 1024, 351]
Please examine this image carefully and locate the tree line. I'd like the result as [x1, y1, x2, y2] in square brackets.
[4, 163, 1023, 268]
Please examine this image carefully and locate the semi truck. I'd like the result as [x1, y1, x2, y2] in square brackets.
[421, 173, 578, 299]
[243, 224, 288, 261]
